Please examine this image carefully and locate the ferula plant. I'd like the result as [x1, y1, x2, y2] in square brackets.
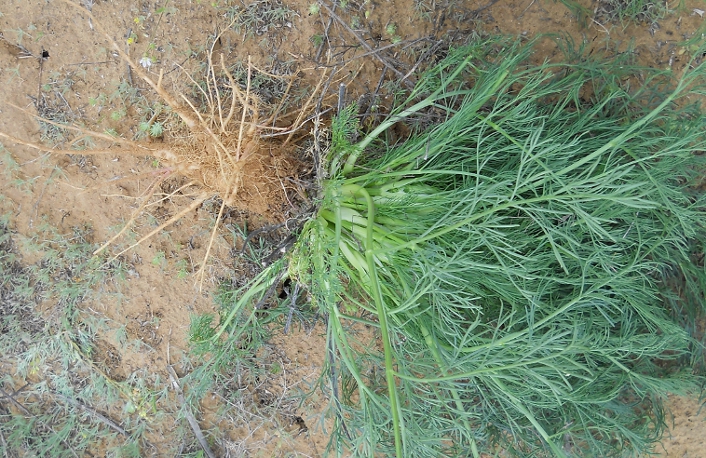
[197, 36, 706, 457]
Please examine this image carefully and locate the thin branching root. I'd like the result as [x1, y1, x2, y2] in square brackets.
[1, 0, 320, 282]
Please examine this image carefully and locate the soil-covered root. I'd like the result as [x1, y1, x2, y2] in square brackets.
[0, 0, 320, 285]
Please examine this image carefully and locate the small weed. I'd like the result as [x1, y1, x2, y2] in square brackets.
[126, 30, 139, 45]
[175, 258, 190, 279]
[310, 33, 324, 48]
[0, 214, 172, 456]
[104, 80, 176, 140]
[11, 175, 39, 195]
[44, 71, 75, 97]
[104, 128, 119, 138]
[385, 22, 401, 43]
[88, 92, 107, 108]
[151, 251, 167, 269]
[138, 120, 164, 138]
[33, 73, 76, 144]
[226, 0, 295, 39]
[127, 2, 177, 71]
[1, 147, 21, 180]
[13, 26, 33, 45]
[561, 0, 666, 24]
[111, 108, 127, 121]
[413, 0, 434, 20]
[4, 65, 22, 83]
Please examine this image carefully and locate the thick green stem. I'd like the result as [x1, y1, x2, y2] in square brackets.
[342, 183, 404, 458]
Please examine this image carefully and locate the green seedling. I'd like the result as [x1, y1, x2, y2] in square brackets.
[310, 33, 324, 47]
[385, 23, 401, 43]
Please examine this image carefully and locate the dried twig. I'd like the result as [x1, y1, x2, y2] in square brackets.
[315, 2, 335, 62]
[471, 0, 502, 15]
[319, 1, 415, 90]
[0, 426, 7, 458]
[0, 386, 32, 416]
[51, 392, 128, 436]
[0, 386, 80, 457]
[400, 39, 444, 82]
[328, 37, 427, 69]
[166, 365, 217, 458]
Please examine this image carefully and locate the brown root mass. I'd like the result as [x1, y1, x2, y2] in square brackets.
[159, 123, 301, 218]
[1, 0, 319, 282]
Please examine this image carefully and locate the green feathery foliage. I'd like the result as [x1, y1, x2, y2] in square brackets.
[198, 36, 706, 457]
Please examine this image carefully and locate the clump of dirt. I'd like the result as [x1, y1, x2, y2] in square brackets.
[93, 339, 126, 381]
[126, 309, 163, 348]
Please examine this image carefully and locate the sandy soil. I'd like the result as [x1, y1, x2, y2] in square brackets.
[1, 0, 706, 456]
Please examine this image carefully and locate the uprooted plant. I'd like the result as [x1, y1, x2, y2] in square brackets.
[193, 36, 706, 457]
[3, 2, 706, 454]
